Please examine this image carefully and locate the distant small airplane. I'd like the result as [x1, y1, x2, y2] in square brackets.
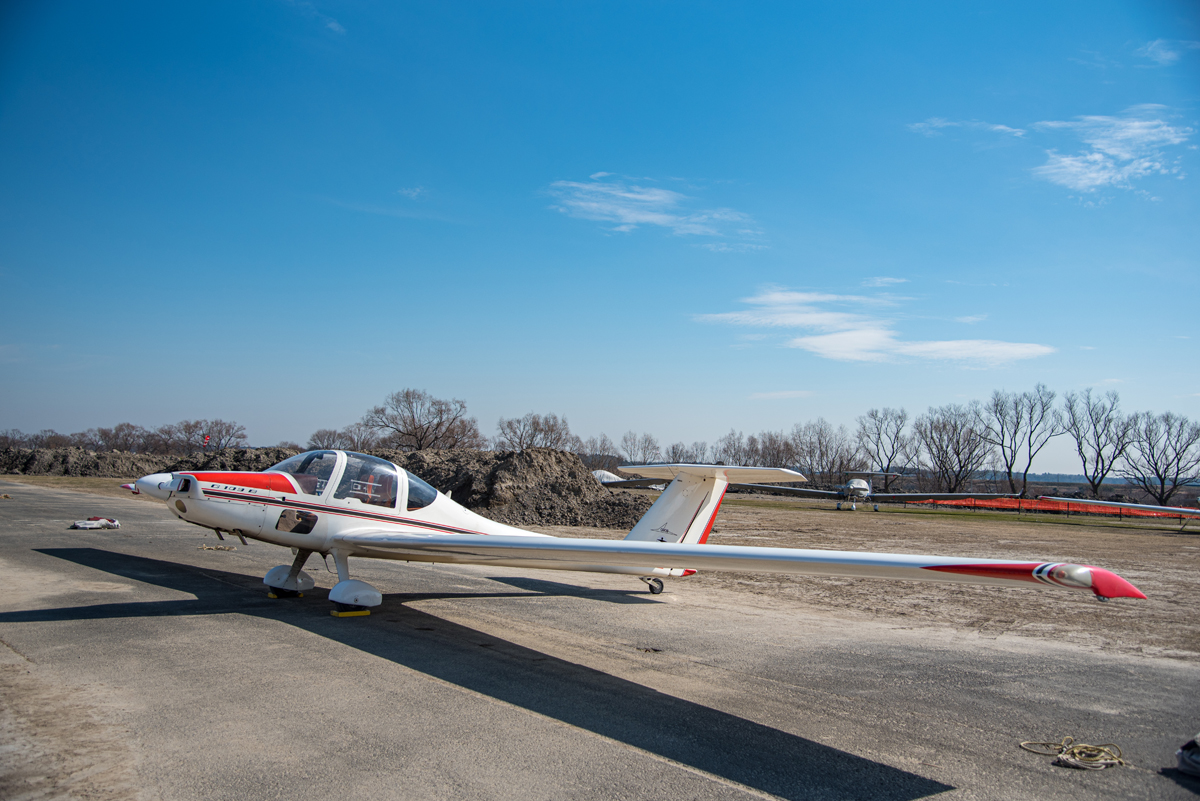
[686, 469, 1014, 511]
[122, 451, 1144, 617]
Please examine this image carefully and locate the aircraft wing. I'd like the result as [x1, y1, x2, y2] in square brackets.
[333, 531, 1145, 600]
[1039, 496, 1200, 517]
[729, 483, 841, 499]
[871, 492, 1017, 502]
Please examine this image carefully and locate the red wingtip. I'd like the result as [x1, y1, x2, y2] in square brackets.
[1087, 566, 1147, 600]
[120, 483, 139, 494]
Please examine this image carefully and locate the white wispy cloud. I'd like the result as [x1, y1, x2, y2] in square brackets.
[699, 290, 1053, 366]
[912, 105, 1194, 196]
[1135, 39, 1200, 66]
[285, 1, 345, 33]
[862, 276, 908, 287]
[1032, 106, 1193, 192]
[396, 187, 425, 199]
[955, 314, 986, 323]
[908, 118, 1025, 137]
[548, 176, 760, 243]
[749, 390, 814, 400]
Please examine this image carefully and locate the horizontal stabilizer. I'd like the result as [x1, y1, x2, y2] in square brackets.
[619, 464, 807, 484]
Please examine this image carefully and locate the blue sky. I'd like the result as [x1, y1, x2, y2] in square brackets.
[1, 1, 1197, 469]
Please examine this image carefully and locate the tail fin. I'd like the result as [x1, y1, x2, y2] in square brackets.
[620, 465, 806, 544]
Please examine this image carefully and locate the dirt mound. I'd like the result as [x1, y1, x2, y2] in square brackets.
[374, 447, 653, 529]
[164, 447, 300, 473]
[0, 447, 171, 477]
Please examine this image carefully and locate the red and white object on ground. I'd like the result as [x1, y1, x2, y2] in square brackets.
[125, 452, 1146, 616]
[70, 517, 120, 530]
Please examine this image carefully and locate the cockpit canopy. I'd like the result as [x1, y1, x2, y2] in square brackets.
[266, 450, 439, 511]
[267, 450, 338, 495]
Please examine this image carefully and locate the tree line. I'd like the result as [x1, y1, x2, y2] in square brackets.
[0, 419, 250, 455]
[5, 385, 1198, 505]
[307, 386, 1199, 504]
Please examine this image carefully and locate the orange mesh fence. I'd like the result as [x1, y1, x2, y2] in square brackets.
[905, 497, 1200, 519]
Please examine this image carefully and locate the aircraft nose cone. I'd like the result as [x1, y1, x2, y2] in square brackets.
[135, 473, 176, 501]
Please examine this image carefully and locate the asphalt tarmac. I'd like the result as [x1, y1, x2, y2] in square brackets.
[1, 479, 1197, 801]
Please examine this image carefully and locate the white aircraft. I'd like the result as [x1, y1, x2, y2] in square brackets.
[717, 470, 1014, 511]
[124, 450, 1144, 617]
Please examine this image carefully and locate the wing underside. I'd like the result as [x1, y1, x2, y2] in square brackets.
[333, 531, 1145, 599]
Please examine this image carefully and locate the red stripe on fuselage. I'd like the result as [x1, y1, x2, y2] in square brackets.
[921, 563, 1042, 583]
[183, 472, 298, 493]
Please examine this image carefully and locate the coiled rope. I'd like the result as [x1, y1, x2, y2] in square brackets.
[1020, 736, 1125, 770]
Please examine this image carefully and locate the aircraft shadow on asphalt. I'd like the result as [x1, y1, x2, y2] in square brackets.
[481, 574, 660, 603]
[7, 548, 953, 800]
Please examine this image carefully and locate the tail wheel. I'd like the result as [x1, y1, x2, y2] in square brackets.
[648, 578, 664, 594]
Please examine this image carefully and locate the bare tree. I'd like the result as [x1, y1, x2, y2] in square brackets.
[912, 404, 993, 492]
[307, 429, 342, 449]
[618, 431, 660, 463]
[636, 433, 661, 463]
[664, 442, 690, 462]
[620, 431, 640, 463]
[855, 408, 910, 491]
[1118, 411, 1200, 506]
[496, 414, 538, 450]
[712, 430, 746, 465]
[495, 412, 577, 451]
[25, 430, 71, 448]
[688, 441, 710, 463]
[93, 423, 146, 452]
[174, 420, 209, 452]
[792, 419, 863, 484]
[1062, 389, 1134, 498]
[973, 385, 1063, 496]
[575, 433, 621, 472]
[362, 389, 485, 451]
[757, 430, 795, 468]
[203, 420, 248, 450]
[339, 421, 380, 451]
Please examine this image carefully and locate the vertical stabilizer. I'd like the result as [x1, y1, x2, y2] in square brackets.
[623, 473, 727, 544]
[618, 465, 805, 544]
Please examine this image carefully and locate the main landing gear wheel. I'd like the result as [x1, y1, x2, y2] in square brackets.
[327, 550, 382, 617]
[640, 577, 664, 594]
[264, 549, 316, 599]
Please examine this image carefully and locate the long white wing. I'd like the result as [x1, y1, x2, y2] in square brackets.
[1039, 496, 1200, 517]
[732, 483, 1015, 501]
[730, 483, 841, 499]
[333, 531, 1145, 600]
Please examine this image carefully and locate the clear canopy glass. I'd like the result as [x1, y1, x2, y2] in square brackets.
[266, 451, 339, 495]
[406, 471, 438, 511]
[334, 452, 400, 509]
